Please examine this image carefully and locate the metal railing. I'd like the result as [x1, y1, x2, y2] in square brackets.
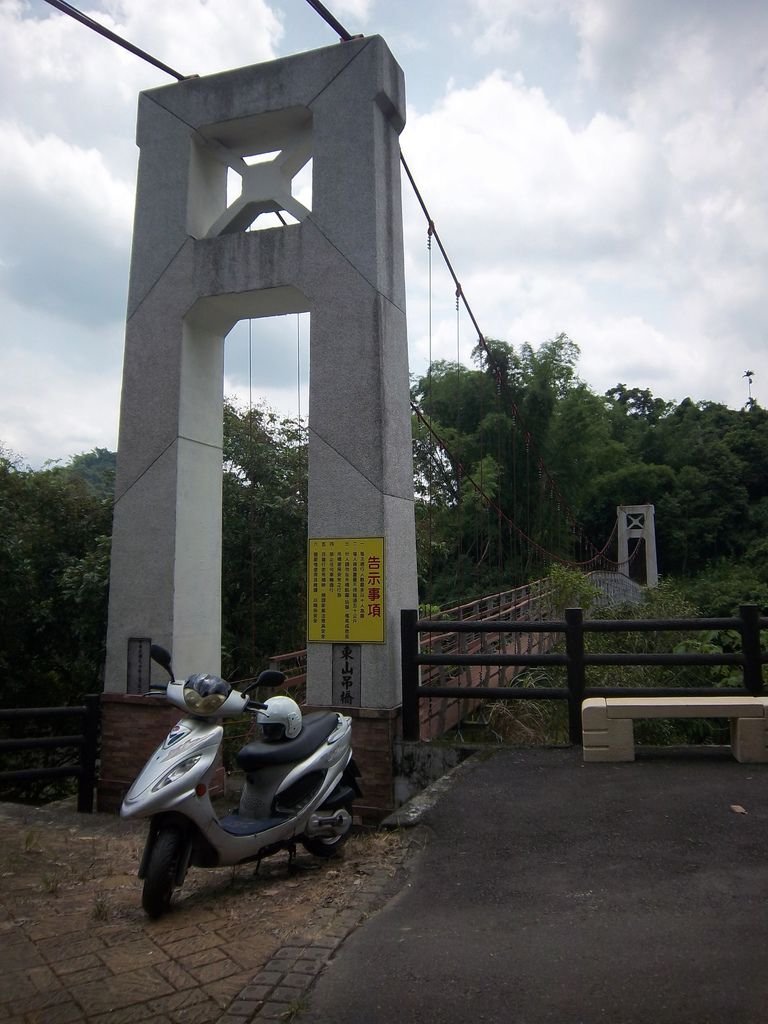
[266, 572, 643, 700]
[401, 605, 768, 744]
[0, 696, 100, 813]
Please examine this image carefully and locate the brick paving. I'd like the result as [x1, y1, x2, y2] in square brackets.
[0, 800, 419, 1024]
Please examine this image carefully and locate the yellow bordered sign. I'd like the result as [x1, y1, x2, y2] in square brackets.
[307, 537, 385, 643]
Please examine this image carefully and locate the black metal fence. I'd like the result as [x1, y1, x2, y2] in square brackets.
[0, 696, 100, 813]
[401, 605, 768, 744]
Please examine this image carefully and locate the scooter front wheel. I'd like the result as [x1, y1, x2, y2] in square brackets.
[142, 827, 182, 918]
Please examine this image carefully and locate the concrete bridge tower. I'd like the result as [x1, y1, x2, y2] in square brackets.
[99, 38, 418, 817]
[617, 504, 658, 587]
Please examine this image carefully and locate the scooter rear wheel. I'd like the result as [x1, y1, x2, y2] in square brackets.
[301, 806, 353, 859]
[142, 827, 182, 919]
[301, 831, 350, 858]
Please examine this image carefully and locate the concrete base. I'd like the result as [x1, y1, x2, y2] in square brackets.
[393, 739, 476, 805]
[732, 711, 768, 761]
[582, 720, 636, 762]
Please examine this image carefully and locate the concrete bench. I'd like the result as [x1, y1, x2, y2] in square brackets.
[582, 696, 768, 762]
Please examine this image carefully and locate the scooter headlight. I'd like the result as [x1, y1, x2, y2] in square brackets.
[183, 689, 228, 714]
[182, 673, 231, 715]
[151, 755, 201, 792]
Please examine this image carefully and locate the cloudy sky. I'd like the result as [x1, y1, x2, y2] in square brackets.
[2, 0, 766, 467]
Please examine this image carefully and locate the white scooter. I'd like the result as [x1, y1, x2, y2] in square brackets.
[121, 644, 361, 918]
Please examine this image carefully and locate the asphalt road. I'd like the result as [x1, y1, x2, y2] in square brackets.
[298, 747, 768, 1024]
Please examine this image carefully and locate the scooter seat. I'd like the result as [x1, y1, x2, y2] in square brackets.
[236, 712, 340, 770]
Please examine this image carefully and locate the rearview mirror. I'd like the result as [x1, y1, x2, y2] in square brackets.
[243, 669, 287, 694]
[150, 644, 174, 681]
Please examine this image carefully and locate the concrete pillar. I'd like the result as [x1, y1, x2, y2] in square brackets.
[617, 504, 658, 587]
[105, 38, 417, 725]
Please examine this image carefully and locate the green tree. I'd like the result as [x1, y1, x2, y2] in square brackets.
[57, 448, 116, 499]
[412, 334, 591, 604]
[0, 449, 113, 707]
[414, 336, 768, 608]
[221, 401, 308, 681]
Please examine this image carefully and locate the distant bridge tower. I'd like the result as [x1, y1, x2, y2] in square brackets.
[617, 504, 658, 587]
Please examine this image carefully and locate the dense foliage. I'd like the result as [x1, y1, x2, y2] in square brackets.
[412, 334, 591, 602]
[3, 335, 766, 708]
[0, 404, 307, 706]
[0, 448, 114, 707]
[221, 400, 307, 682]
[413, 335, 768, 613]
[480, 579, 744, 747]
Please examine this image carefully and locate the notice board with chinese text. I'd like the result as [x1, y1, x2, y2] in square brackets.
[307, 537, 385, 643]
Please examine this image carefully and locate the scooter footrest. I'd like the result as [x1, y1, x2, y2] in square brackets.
[219, 814, 289, 836]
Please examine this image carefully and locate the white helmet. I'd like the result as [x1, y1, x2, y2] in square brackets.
[261, 696, 302, 741]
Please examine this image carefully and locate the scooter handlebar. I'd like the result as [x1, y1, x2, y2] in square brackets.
[144, 685, 169, 696]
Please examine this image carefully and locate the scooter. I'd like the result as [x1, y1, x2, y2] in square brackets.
[121, 644, 361, 918]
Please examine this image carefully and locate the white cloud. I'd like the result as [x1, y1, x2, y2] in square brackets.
[572, 0, 768, 108]
[112, 0, 283, 76]
[0, 0, 286, 464]
[402, 71, 659, 266]
[401, 1, 768, 414]
[328, 0, 375, 23]
[0, 329, 123, 467]
[0, 120, 134, 323]
[0, 121, 131, 233]
[1, 1, 283, 151]
[3, 0, 768, 464]
[464, 0, 570, 55]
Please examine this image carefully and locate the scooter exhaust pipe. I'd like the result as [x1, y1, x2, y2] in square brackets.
[316, 812, 346, 827]
[306, 808, 351, 837]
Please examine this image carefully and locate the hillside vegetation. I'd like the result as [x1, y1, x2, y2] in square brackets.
[2, 337, 766, 706]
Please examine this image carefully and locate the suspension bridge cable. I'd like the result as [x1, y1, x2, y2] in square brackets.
[400, 159, 489, 358]
[297, 315, 303, 426]
[411, 402, 624, 570]
[427, 227, 435, 604]
[402, 161, 615, 563]
[43, 0, 515, 415]
[248, 316, 257, 672]
[41, 0, 188, 81]
[412, 400, 567, 567]
[48, 0, 621, 573]
[303, 0, 355, 41]
[300, 1, 503, 383]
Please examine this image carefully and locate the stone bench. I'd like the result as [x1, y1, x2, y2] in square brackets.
[582, 696, 768, 762]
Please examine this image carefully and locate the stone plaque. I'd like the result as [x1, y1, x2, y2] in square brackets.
[332, 643, 361, 707]
[126, 636, 151, 695]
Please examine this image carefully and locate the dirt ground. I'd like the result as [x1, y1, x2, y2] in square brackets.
[0, 799, 418, 1023]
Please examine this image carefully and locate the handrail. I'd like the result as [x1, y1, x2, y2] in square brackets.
[0, 696, 100, 812]
[401, 605, 768, 744]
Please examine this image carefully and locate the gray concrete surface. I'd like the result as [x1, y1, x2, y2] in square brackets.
[298, 747, 768, 1024]
[106, 36, 418, 705]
